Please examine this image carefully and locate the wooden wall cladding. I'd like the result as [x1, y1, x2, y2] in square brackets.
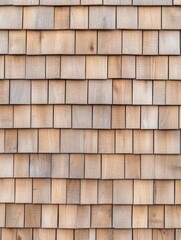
[0, 1, 181, 240]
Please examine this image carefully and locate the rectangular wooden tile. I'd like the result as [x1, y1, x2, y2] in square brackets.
[98, 130, 114, 153]
[5, 56, 25, 79]
[9, 31, 26, 54]
[18, 130, 38, 153]
[149, 205, 164, 228]
[70, 6, 88, 29]
[49, 80, 65, 104]
[52, 179, 66, 203]
[61, 129, 97, 153]
[86, 56, 107, 79]
[32, 80, 48, 104]
[55, 7, 69, 29]
[98, 30, 121, 54]
[15, 179, 32, 203]
[0, 7, 22, 29]
[123, 31, 142, 54]
[117, 6, 137, 29]
[39, 129, 60, 153]
[72, 105, 92, 128]
[113, 180, 133, 204]
[102, 154, 124, 179]
[59, 205, 90, 228]
[32, 105, 53, 128]
[89, 6, 115, 29]
[33, 179, 50, 203]
[76, 31, 97, 54]
[23, 7, 54, 29]
[139, 7, 161, 29]
[6, 204, 24, 228]
[91, 205, 112, 228]
[66, 80, 87, 104]
[93, 105, 111, 129]
[89, 80, 112, 104]
[154, 130, 180, 154]
[133, 206, 148, 228]
[116, 130, 132, 153]
[42, 205, 58, 228]
[113, 205, 132, 228]
[61, 56, 85, 79]
[30, 154, 51, 178]
[134, 180, 153, 204]
[46, 56, 61, 79]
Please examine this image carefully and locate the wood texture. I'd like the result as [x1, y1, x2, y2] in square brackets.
[0, 1, 180, 239]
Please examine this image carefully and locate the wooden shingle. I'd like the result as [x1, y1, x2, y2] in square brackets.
[76, 31, 97, 54]
[18, 130, 38, 153]
[81, 180, 97, 204]
[9, 31, 26, 54]
[0, 31, 8, 54]
[59, 205, 90, 228]
[32, 105, 53, 128]
[99, 130, 114, 153]
[52, 154, 69, 178]
[116, 130, 132, 153]
[61, 56, 85, 79]
[23, 7, 54, 29]
[154, 130, 180, 154]
[0, 7, 22, 29]
[113, 180, 133, 204]
[72, 105, 92, 128]
[113, 205, 132, 228]
[117, 6, 137, 29]
[14, 106, 30, 128]
[102, 154, 124, 179]
[139, 7, 161, 29]
[61, 130, 97, 153]
[91, 205, 112, 228]
[33, 179, 50, 203]
[70, 6, 88, 29]
[42, 205, 58, 228]
[15, 179, 32, 203]
[39, 129, 60, 153]
[143, 31, 158, 55]
[123, 31, 142, 55]
[89, 7, 115, 29]
[85, 154, 101, 179]
[52, 179, 66, 203]
[98, 30, 122, 54]
[89, 80, 112, 104]
[46, 56, 60, 79]
[55, 7, 69, 29]
[32, 80, 48, 104]
[66, 80, 87, 104]
[93, 105, 111, 129]
[67, 180, 80, 204]
[49, 80, 65, 104]
[134, 180, 153, 204]
[159, 31, 180, 55]
[149, 205, 164, 228]
[54, 105, 71, 128]
[26, 56, 45, 79]
[133, 206, 148, 228]
[6, 204, 24, 228]
[5, 56, 25, 79]
[162, 7, 181, 29]
[86, 56, 107, 79]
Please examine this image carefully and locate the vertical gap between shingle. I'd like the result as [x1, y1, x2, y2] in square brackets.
[115, 6, 117, 29]
[161, 6, 162, 30]
[137, 6, 139, 29]
[22, 6, 24, 29]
